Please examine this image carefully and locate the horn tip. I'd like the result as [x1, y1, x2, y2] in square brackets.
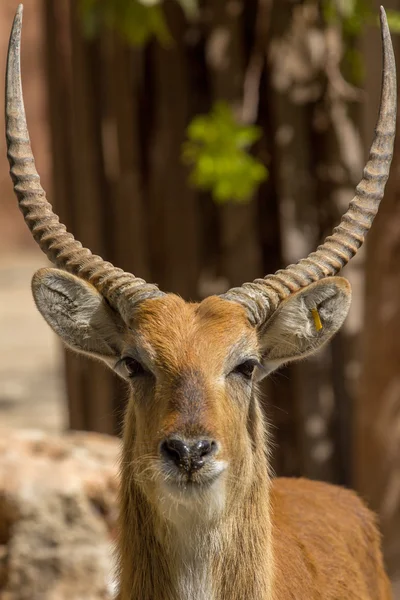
[15, 4, 23, 22]
[7, 4, 23, 79]
[12, 4, 23, 30]
[379, 5, 396, 73]
[380, 6, 389, 31]
[9, 4, 23, 43]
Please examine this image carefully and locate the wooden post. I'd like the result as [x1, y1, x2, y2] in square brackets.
[357, 2, 400, 577]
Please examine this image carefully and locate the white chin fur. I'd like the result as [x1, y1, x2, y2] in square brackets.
[156, 470, 227, 527]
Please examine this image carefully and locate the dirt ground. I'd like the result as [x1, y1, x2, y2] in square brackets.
[0, 249, 66, 432]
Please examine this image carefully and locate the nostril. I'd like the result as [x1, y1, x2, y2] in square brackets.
[160, 438, 190, 469]
[191, 440, 218, 471]
[194, 439, 217, 458]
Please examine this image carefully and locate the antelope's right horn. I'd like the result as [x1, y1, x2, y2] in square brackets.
[5, 4, 164, 320]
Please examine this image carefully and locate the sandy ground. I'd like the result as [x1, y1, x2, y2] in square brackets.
[0, 250, 66, 431]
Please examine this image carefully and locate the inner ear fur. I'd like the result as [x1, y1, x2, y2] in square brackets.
[32, 267, 125, 362]
[259, 276, 351, 374]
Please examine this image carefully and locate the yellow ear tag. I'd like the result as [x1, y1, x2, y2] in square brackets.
[311, 308, 323, 332]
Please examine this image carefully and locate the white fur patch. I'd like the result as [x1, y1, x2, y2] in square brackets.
[157, 468, 227, 527]
[168, 506, 221, 600]
[175, 546, 215, 600]
[154, 470, 228, 599]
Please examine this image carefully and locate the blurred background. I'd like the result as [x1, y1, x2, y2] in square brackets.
[0, 0, 399, 593]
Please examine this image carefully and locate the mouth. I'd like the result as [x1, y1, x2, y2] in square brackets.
[167, 473, 220, 492]
[162, 462, 227, 495]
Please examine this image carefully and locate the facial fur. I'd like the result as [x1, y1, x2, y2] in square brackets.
[119, 294, 264, 522]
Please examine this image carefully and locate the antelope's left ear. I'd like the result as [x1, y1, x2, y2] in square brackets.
[259, 277, 351, 376]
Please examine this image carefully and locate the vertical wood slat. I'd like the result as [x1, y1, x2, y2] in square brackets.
[44, 0, 117, 433]
[356, 5, 400, 577]
[111, 43, 150, 278]
[311, 85, 363, 487]
[204, 0, 262, 289]
[43, 0, 85, 432]
[147, 3, 200, 299]
[101, 35, 149, 431]
[357, 112, 400, 578]
[66, 2, 115, 434]
[267, 0, 322, 480]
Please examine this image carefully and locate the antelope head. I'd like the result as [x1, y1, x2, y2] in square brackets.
[6, 5, 396, 527]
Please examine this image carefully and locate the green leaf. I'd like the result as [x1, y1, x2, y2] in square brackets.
[183, 102, 268, 204]
[235, 126, 262, 148]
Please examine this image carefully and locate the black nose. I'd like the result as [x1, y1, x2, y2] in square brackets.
[160, 438, 217, 472]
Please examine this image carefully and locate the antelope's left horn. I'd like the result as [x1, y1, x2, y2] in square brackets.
[222, 6, 397, 326]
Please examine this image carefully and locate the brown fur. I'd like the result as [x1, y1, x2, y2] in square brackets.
[271, 478, 392, 600]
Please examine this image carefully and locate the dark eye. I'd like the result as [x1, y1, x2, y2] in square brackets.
[231, 360, 257, 380]
[122, 357, 148, 378]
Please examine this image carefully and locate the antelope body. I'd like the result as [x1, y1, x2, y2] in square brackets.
[5, 5, 397, 599]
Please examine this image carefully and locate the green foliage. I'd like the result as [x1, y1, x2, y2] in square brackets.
[182, 102, 268, 204]
[79, 0, 199, 46]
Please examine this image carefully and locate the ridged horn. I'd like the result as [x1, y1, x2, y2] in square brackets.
[222, 6, 397, 326]
[5, 4, 164, 321]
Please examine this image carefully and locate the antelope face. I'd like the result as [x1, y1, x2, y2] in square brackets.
[118, 294, 260, 514]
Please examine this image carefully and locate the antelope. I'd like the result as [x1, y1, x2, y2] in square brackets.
[5, 4, 397, 599]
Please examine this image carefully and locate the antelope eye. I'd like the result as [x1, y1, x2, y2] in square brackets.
[122, 357, 148, 378]
[231, 360, 258, 380]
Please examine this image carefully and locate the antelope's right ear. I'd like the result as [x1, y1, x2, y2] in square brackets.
[32, 268, 125, 364]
